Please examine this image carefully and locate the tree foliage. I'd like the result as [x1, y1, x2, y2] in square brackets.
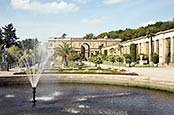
[0, 23, 19, 64]
[18, 38, 38, 50]
[152, 52, 159, 64]
[146, 27, 155, 61]
[83, 33, 95, 39]
[98, 44, 104, 54]
[109, 55, 116, 64]
[130, 43, 136, 62]
[61, 33, 67, 38]
[97, 20, 174, 41]
[7, 45, 21, 64]
[109, 48, 115, 55]
[54, 42, 75, 66]
[0, 28, 3, 45]
[1, 23, 19, 48]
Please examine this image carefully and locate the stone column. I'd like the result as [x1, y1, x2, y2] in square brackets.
[163, 38, 167, 64]
[154, 40, 157, 53]
[143, 42, 146, 55]
[141, 42, 144, 54]
[127, 45, 130, 54]
[126, 46, 128, 54]
[158, 38, 164, 64]
[149, 40, 152, 61]
[171, 37, 174, 63]
[145, 42, 149, 58]
[138, 43, 141, 54]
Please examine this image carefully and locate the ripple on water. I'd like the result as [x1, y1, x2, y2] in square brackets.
[30, 91, 63, 102]
[35, 96, 54, 101]
[80, 92, 131, 100]
[76, 98, 87, 101]
[5, 94, 15, 98]
[52, 91, 63, 96]
[78, 104, 89, 109]
[66, 108, 80, 114]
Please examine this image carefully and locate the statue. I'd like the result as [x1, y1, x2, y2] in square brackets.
[2, 45, 7, 62]
[1, 45, 9, 71]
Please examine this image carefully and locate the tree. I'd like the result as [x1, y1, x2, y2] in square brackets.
[109, 48, 115, 55]
[98, 44, 104, 54]
[7, 45, 21, 64]
[18, 38, 38, 51]
[146, 28, 155, 62]
[2, 23, 19, 48]
[0, 23, 19, 64]
[116, 55, 123, 70]
[61, 33, 67, 38]
[0, 28, 3, 46]
[18, 49, 34, 67]
[130, 43, 136, 62]
[0, 29, 3, 62]
[83, 33, 95, 39]
[54, 42, 74, 66]
[152, 52, 159, 64]
[123, 53, 132, 64]
[117, 44, 123, 55]
[93, 55, 103, 69]
[97, 32, 108, 38]
[96, 20, 174, 42]
[109, 55, 116, 68]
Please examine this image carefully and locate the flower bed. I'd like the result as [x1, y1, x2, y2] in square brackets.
[43, 68, 138, 76]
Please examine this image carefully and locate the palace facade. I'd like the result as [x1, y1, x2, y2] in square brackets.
[102, 29, 174, 66]
[48, 37, 121, 57]
[48, 29, 174, 66]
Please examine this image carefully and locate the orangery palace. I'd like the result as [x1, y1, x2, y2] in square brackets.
[48, 29, 174, 66]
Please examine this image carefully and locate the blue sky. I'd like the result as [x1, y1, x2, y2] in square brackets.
[0, 0, 174, 42]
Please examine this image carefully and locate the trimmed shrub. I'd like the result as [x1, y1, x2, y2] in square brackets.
[116, 55, 123, 62]
[152, 52, 159, 64]
[137, 53, 148, 60]
[130, 43, 136, 62]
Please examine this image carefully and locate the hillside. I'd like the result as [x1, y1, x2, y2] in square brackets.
[97, 20, 174, 41]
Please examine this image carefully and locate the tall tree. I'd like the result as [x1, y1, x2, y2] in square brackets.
[0, 28, 3, 46]
[146, 28, 155, 62]
[2, 23, 19, 48]
[0, 29, 3, 62]
[54, 42, 74, 66]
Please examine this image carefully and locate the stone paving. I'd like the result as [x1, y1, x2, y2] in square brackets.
[129, 67, 174, 82]
[0, 63, 174, 83]
[84, 62, 174, 82]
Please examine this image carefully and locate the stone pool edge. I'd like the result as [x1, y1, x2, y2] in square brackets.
[0, 74, 174, 93]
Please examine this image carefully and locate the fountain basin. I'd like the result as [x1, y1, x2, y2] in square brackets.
[0, 83, 174, 115]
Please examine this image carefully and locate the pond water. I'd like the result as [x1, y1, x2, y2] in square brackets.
[0, 83, 174, 115]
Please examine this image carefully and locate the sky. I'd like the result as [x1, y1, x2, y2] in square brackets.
[0, 0, 174, 42]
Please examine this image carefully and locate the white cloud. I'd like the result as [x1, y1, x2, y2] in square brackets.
[81, 17, 109, 25]
[103, 0, 126, 4]
[10, 0, 79, 14]
[72, 0, 89, 4]
[140, 21, 156, 27]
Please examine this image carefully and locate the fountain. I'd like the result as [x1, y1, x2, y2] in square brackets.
[19, 42, 52, 105]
